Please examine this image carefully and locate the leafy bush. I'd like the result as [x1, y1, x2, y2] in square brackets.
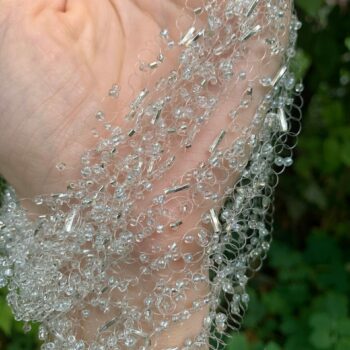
[0, 1, 349, 349]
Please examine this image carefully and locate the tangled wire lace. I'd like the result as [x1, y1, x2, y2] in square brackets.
[0, 1, 302, 349]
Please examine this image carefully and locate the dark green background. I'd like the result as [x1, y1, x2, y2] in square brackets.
[1, 1, 350, 349]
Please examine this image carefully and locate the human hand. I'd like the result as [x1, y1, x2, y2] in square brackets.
[0, 1, 294, 349]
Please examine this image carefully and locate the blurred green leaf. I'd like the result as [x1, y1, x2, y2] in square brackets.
[309, 329, 335, 349]
[0, 299, 13, 336]
[303, 183, 327, 209]
[6, 333, 37, 350]
[345, 37, 350, 51]
[295, 0, 323, 17]
[291, 49, 312, 80]
[264, 342, 281, 350]
[227, 334, 250, 350]
[321, 100, 345, 128]
[323, 137, 342, 173]
[309, 313, 332, 332]
[262, 291, 289, 315]
[313, 293, 348, 319]
[305, 231, 341, 264]
[285, 338, 312, 350]
[336, 338, 350, 350]
[338, 318, 350, 336]
[243, 289, 267, 328]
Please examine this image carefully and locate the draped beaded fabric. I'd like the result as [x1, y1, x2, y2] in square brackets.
[0, 1, 302, 350]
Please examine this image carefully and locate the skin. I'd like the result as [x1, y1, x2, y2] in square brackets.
[0, 1, 291, 348]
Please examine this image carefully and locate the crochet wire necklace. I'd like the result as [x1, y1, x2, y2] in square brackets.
[0, 1, 302, 349]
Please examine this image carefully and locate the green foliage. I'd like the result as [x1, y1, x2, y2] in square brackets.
[295, 0, 323, 18]
[227, 1, 350, 349]
[0, 1, 349, 349]
[0, 297, 13, 337]
[0, 289, 40, 350]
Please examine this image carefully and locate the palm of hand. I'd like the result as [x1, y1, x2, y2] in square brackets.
[0, 0, 197, 198]
[0, 0, 279, 198]
[0, 1, 291, 348]
[0, 1, 217, 346]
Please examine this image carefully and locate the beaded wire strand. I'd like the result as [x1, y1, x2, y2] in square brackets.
[0, 1, 302, 349]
